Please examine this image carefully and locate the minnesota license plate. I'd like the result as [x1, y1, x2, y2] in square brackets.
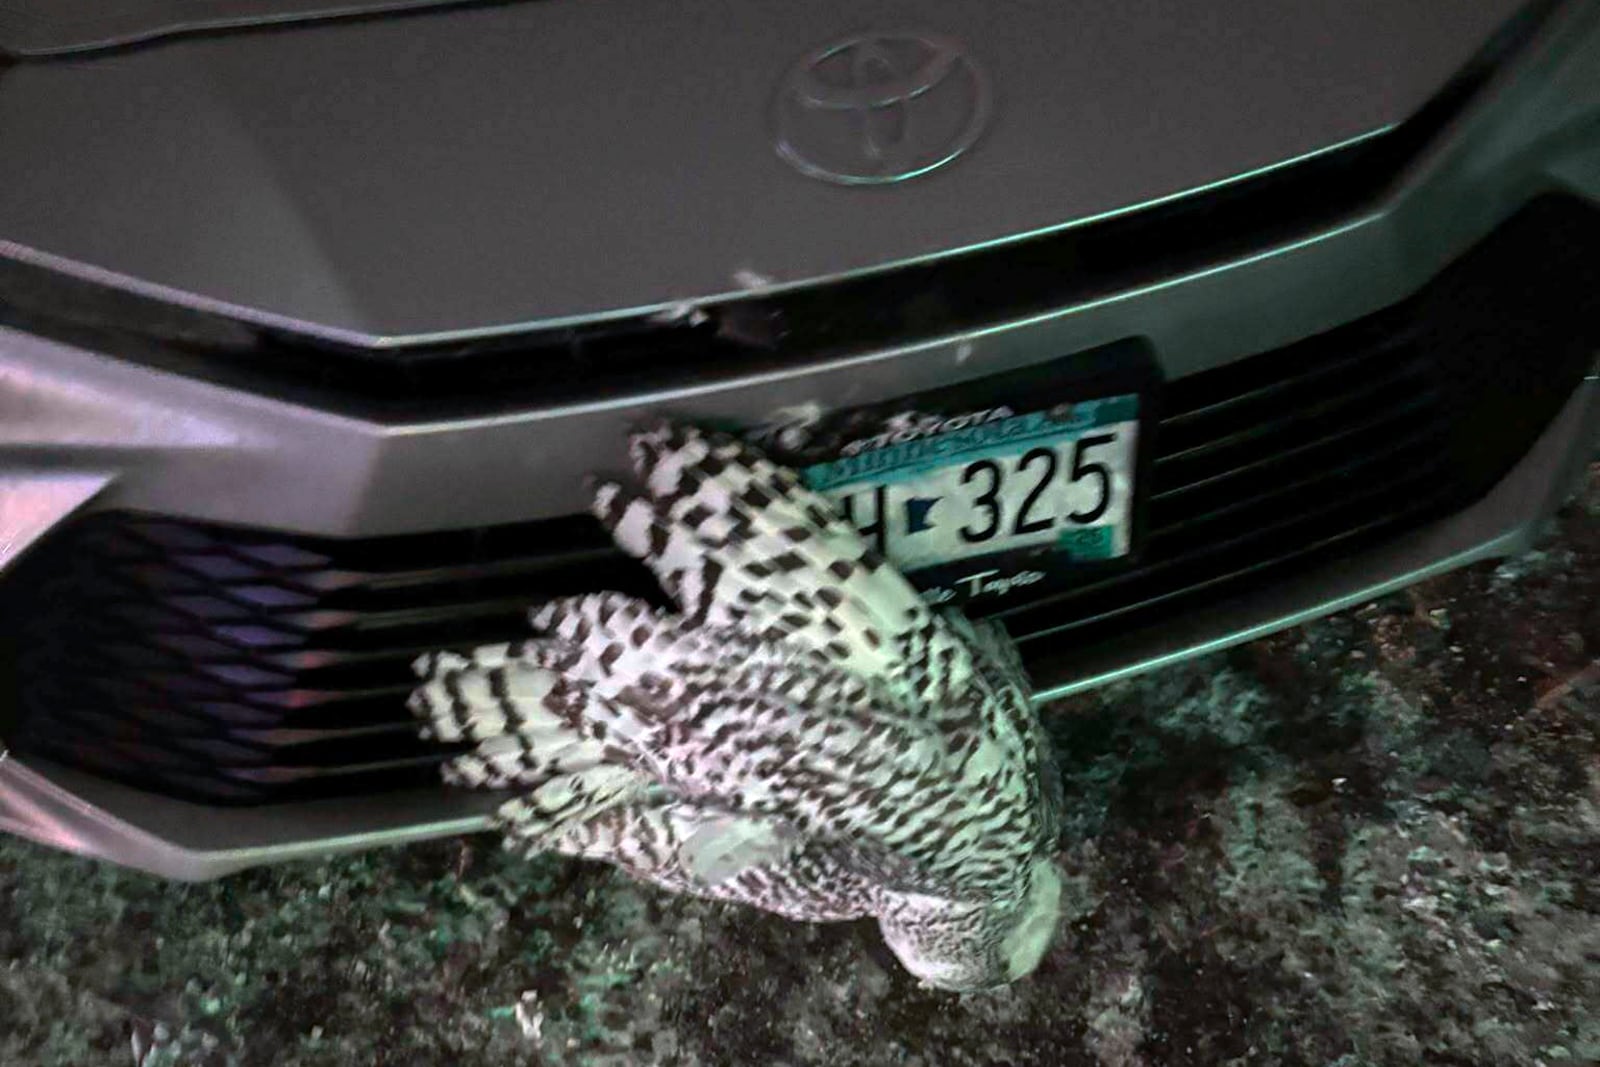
[752, 340, 1156, 608]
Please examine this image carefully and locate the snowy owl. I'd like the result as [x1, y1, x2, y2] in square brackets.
[409, 423, 1065, 990]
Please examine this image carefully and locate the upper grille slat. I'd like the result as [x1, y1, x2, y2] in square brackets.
[1155, 332, 1418, 436]
[1010, 462, 1451, 631]
[5, 196, 1598, 805]
[1013, 481, 1453, 646]
[1151, 358, 1437, 481]
[1149, 403, 1448, 508]
[1148, 428, 1448, 539]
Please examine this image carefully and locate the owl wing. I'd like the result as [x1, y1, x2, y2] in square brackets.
[489, 590, 1033, 898]
[411, 648, 833, 901]
[411, 422, 1039, 895]
[412, 607, 995, 899]
[595, 422, 979, 708]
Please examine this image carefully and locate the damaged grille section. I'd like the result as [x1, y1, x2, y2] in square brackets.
[2, 197, 1599, 805]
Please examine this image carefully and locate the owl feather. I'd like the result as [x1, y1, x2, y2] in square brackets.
[409, 422, 1064, 990]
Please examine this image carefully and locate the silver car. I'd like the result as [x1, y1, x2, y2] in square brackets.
[1, 0, 1597, 879]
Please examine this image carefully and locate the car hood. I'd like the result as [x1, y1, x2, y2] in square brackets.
[0, 0, 1529, 344]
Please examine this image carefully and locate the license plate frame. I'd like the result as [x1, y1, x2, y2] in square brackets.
[753, 339, 1161, 610]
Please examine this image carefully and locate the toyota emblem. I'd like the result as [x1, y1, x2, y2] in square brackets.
[773, 32, 992, 185]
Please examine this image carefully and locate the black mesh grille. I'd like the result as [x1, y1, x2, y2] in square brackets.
[3, 196, 1599, 805]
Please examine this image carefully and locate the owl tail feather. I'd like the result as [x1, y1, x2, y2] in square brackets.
[407, 643, 646, 790]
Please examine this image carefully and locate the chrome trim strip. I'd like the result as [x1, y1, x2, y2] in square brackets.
[0, 470, 112, 570]
[0, 753, 503, 880]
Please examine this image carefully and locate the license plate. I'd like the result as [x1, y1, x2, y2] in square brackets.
[750, 341, 1156, 608]
[805, 397, 1138, 576]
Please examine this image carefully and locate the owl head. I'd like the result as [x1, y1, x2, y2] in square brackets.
[876, 856, 1064, 991]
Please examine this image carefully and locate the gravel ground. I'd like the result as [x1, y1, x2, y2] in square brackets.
[3, 467, 1597, 1067]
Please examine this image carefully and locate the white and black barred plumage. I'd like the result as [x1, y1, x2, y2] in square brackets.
[409, 423, 1065, 990]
